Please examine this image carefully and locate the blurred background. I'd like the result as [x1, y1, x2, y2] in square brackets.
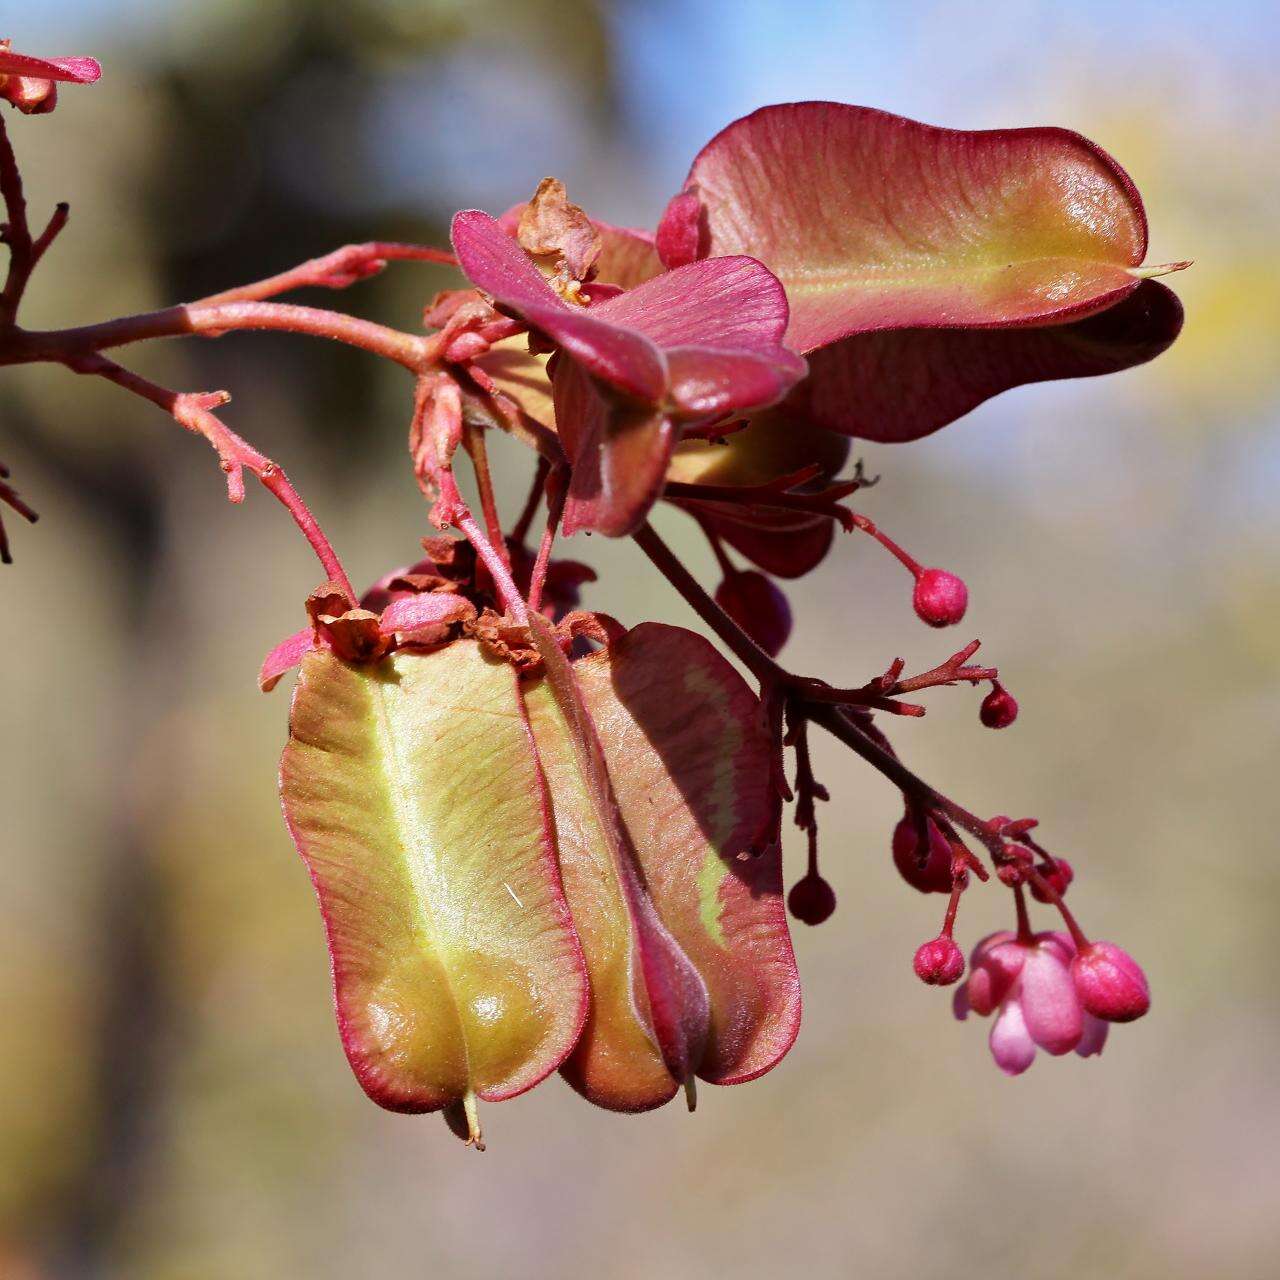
[2, 1, 1277, 1277]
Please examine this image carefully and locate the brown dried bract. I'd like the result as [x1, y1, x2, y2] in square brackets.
[466, 609, 542, 673]
[517, 178, 602, 284]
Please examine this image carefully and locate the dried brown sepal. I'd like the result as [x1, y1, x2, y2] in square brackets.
[465, 609, 541, 672]
[516, 178, 602, 285]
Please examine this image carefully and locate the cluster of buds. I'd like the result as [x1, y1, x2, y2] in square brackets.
[0, 42, 1183, 1142]
[898, 813, 1150, 1073]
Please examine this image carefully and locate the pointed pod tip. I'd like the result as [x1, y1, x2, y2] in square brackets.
[1128, 260, 1193, 280]
[684, 1076, 698, 1113]
[442, 1093, 486, 1151]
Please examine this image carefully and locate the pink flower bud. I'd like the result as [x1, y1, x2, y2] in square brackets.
[892, 814, 953, 894]
[715, 569, 792, 657]
[913, 568, 968, 627]
[980, 681, 1018, 728]
[1029, 857, 1074, 903]
[787, 873, 836, 925]
[914, 935, 965, 985]
[1072, 942, 1150, 1022]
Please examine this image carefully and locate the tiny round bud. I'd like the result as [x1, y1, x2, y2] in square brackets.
[913, 568, 968, 627]
[715, 569, 792, 657]
[1029, 857, 1075, 904]
[913, 935, 965, 985]
[892, 814, 953, 894]
[788, 873, 836, 925]
[980, 682, 1018, 729]
[1072, 941, 1150, 1022]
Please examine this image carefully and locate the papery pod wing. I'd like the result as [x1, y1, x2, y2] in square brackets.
[786, 279, 1184, 443]
[280, 641, 587, 1114]
[670, 102, 1153, 352]
[524, 620, 799, 1109]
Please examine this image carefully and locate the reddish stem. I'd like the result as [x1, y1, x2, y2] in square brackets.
[31, 202, 69, 270]
[1024, 866, 1090, 948]
[9, 300, 427, 371]
[0, 111, 34, 323]
[633, 521, 785, 686]
[528, 468, 566, 615]
[0, 459, 38, 564]
[850, 513, 923, 576]
[85, 357, 356, 601]
[1013, 883, 1034, 944]
[702, 520, 737, 579]
[463, 421, 510, 572]
[510, 455, 551, 550]
[435, 471, 527, 622]
[634, 521, 1008, 870]
[940, 880, 963, 939]
[195, 241, 456, 306]
[807, 703, 1000, 870]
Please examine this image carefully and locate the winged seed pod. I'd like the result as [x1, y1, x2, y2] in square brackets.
[280, 612, 798, 1140]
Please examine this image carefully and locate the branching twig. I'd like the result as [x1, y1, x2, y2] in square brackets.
[78, 354, 356, 600]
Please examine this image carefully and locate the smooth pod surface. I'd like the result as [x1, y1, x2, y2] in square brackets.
[280, 642, 587, 1113]
[524, 621, 799, 1109]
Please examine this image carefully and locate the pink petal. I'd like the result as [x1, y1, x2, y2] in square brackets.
[0, 50, 101, 83]
[451, 210, 666, 403]
[1019, 943, 1084, 1055]
[1075, 1013, 1110, 1059]
[594, 254, 794, 354]
[665, 346, 805, 421]
[989, 996, 1037, 1076]
[259, 627, 314, 693]
[1035, 929, 1078, 964]
[966, 932, 1024, 1017]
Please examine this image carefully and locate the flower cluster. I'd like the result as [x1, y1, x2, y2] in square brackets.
[0, 43, 1183, 1145]
[954, 931, 1150, 1075]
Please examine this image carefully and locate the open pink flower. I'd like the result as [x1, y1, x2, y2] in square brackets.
[0, 41, 100, 115]
[953, 930, 1108, 1074]
[451, 209, 805, 537]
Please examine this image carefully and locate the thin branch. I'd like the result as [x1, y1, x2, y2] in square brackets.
[0, 111, 34, 323]
[454, 506, 528, 622]
[10, 300, 428, 371]
[633, 520, 783, 687]
[31, 201, 70, 269]
[528, 467, 566, 614]
[195, 241, 456, 306]
[0, 458, 38, 563]
[805, 702, 1001, 868]
[510, 455, 551, 549]
[463, 421, 509, 571]
[80, 355, 356, 601]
